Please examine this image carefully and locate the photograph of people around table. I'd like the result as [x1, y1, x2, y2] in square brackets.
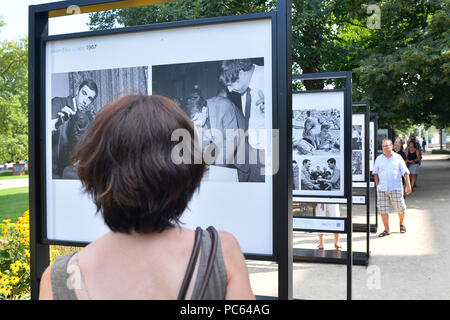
[152, 57, 267, 183]
[292, 108, 341, 156]
[50, 66, 148, 180]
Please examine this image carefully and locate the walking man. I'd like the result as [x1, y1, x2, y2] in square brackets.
[373, 139, 412, 237]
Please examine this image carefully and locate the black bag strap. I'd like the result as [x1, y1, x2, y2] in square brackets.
[197, 226, 218, 299]
[177, 227, 203, 300]
[177, 226, 218, 300]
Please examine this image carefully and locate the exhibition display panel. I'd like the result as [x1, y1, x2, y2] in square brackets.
[351, 104, 372, 262]
[291, 72, 355, 300]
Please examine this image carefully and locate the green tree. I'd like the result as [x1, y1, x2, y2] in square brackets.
[87, 0, 449, 131]
[87, 0, 357, 91]
[0, 30, 28, 162]
[350, 0, 450, 130]
[88, 0, 274, 30]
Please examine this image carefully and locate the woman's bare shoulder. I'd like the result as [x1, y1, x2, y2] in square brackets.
[216, 230, 255, 300]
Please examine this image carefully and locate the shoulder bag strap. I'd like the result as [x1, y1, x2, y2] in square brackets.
[177, 227, 203, 300]
[197, 226, 219, 299]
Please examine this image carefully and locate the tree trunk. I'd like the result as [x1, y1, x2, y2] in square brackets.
[440, 128, 444, 150]
[301, 66, 323, 90]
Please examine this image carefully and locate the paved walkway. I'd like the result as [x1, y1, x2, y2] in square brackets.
[247, 153, 450, 299]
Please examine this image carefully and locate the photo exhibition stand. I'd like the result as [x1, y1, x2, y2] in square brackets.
[354, 111, 380, 235]
[370, 112, 379, 231]
[351, 103, 371, 264]
[29, 0, 294, 300]
[292, 72, 354, 300]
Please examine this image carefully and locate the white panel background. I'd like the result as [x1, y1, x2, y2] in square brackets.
[45, 19, 274, 255]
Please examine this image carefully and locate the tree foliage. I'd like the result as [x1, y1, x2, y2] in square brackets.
[0, 31, 28, 162]
[351, 0, 450, 130]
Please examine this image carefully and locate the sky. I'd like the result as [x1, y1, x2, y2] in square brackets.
[0, 0, 90, 41]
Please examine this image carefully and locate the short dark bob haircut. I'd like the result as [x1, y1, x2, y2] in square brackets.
[71, 94, 206, 234]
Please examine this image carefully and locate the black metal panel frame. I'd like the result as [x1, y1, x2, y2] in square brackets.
[291, 71, 353, 300]
[292, 216, 347, 234]
[352, 103, 371, 257]
[371, 112, 379, 230]
[275, 0, 293, 300]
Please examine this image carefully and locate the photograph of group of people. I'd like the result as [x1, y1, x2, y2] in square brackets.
[292, 91, 345, 196]
[352, 125, 363, 176]
[293, 156, 341, 191]
[292, 109, 340, 156]
[369, 121, 375, 171]
[50, 58, 267, 183]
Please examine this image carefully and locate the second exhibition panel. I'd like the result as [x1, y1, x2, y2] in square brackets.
[44, 14, 276, 256]
[292, 90, 346, 198]
[291, 89, 348, 233]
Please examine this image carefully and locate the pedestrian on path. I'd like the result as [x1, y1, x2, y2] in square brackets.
[373, 139, 412, 237]
[405, 140, 422, 190]
[394, 138, 406, 161]
[315, 203, 341, 250]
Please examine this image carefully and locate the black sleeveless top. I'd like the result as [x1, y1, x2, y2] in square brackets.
[407, 149, 418, 161]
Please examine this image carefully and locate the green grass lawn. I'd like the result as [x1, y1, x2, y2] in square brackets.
[0, 187, 29, 223]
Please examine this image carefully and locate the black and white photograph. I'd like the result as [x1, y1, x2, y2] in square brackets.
[152, 58, 266, 183]
[352, 125, 363, 150]
[292, 108, 341, 156]
[292, 91, 345, 197]
[352, 113, 366, 181]
[51, 66, 148, 179]
[370, 121, 375, 171]
[352, 150, 363, 175]
[300, 157, 341, 191]
[377, 128, 389, 154]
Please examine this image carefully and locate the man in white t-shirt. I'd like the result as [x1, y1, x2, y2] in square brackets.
[373, 139, 412, 237]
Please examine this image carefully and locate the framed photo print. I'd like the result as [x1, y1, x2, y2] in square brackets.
[44, 14, 276, 256]
[352, 113, 365, 182]
[292, 90, 345, 197]
[369, 121, 375, 172]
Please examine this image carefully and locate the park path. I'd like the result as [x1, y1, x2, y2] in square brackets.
[247, 153, 450, 299]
